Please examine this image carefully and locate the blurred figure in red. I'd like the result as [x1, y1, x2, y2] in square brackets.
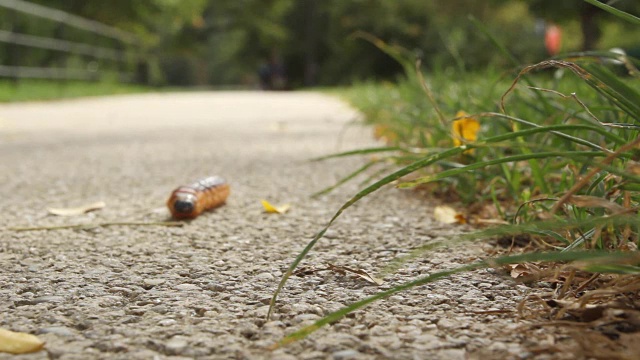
[545, 23, 562, 56]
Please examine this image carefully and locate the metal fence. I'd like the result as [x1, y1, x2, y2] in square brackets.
[0, 0, 144, 83]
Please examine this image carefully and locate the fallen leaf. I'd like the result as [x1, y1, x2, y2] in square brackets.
[507, 263, 542, 279]
[433, 205, 464, 224]
[47, 201, 106, 216]
[0, 328, 45, 354]
[452, 111, 480, 153]
[261, 200, 290, 214]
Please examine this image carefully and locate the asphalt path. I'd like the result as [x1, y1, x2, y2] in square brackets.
[1, 92, 539, 359]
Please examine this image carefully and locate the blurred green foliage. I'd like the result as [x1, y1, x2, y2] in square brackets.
[1, 0, 639, 87]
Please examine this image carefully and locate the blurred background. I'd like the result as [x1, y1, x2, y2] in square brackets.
[0, 0, 638, 90]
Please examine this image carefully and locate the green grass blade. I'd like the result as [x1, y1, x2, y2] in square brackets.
[271, 250, 640, 348]
[382, 214, 640, 275]
[310, 146, 403, 162]
[581, 264, 640, 274]
[397, 151, 603, 189]
[481, 122, 617, 151]
[311, 160, 380, 198]
[562, 228, 596, 251]
[267, 146, 465, 320]
[271, 262, 482, 349]
[480, 111, 626, 148]
[503, 60, 640, 123]
[584, 0, 640, 25]
[579, 62, 640, 122]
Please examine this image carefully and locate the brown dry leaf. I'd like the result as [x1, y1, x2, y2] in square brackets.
[567, 195, 625, 213]
[261, 200, 290, 214]
[327, 263, 384, 285]
[0, 328, 45, 354]
[454, 213, 467, 224]
[433, 205, 464, 224]
[508, 263, 541, 279]
[47, 201, 106, 216]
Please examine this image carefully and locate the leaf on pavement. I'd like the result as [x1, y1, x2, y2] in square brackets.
[47, 201, 106, 216]
[0, 328, 45, 354]
[261, 200, 290, 214]
[433, 205, 466, 224]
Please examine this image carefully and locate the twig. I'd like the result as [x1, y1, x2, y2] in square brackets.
[8, 221, 184, 231]
[416, 59, 446, 126]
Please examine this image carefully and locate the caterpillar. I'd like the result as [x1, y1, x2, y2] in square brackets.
[167, 176, 230, 219]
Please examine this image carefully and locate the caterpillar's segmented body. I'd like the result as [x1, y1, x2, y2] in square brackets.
[167, 176, 230, 219]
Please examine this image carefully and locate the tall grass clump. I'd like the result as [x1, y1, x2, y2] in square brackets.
[268, 1, 640, 348]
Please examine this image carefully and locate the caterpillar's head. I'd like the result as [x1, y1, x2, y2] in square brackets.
[169, 193, 198, 219]
[173, 199, 195, 214]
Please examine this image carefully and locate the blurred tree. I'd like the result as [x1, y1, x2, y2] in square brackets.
[528, 0, 639, 51]
[4, 0, 638, 87]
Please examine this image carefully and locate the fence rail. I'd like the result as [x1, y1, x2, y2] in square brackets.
[0, 0, 143, 83]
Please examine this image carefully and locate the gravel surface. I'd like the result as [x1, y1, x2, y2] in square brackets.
[1, 92, 553, 359]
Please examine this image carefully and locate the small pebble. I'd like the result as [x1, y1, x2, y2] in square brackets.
[255, 272, 274, 281]
[28, 265, 41, 272]
[332, 349, 360, 360]
[38, 326, 75, 337]
[32, 296, 64, 304]
[206, 282, 226, 292]
[175, 283, 200, 291]
[439, 349, 466, 360]
[165, 336, 188, 355]
[158, 319, 177, 326]
[144, 279, 166, 287]
[488, 341, 508, 352]
[324, 229, 338, 239]
[413, 334, 443, 350]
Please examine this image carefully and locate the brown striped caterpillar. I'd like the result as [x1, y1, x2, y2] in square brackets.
[167, 176, 230, 219]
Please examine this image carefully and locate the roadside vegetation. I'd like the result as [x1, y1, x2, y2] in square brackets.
[0, 79, 148, 102]
[269, 1, 640, 354]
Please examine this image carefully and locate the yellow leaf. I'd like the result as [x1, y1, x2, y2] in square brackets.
[452, 111, 480, 151]
[261, 200, 290, 214]
[47, 201, 106, 216]
[0, 328, 45, 354]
